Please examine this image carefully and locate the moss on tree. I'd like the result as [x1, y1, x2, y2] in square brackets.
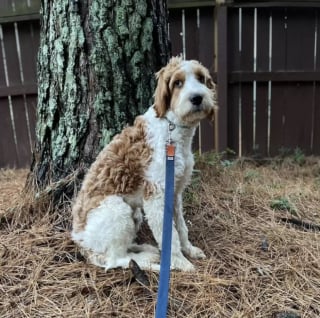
[28, 0, 170, 202]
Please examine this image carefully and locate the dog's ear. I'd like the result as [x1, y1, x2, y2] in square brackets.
[206, 74, 218, 122]
[208, 106, 218, 123]
[153, 68, 170, 118]
[206, 74, 216, 91]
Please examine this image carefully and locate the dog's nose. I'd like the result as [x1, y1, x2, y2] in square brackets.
[190, 94, 203, 106]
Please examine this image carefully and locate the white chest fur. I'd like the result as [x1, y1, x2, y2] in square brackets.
[143, 107, 196, 191]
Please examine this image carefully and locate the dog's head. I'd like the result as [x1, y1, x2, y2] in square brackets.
[154, 56, 218, 125]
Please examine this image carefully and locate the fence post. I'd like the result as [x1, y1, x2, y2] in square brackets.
[216, 4, 228, 152]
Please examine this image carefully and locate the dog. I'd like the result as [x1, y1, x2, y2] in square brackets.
[71, 57, 218, 271]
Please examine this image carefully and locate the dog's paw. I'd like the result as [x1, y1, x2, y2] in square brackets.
[171, 255, 195, 272]
[183, 245, 206, 259]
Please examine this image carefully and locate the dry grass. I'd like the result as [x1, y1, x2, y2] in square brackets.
[1, 157, 320, 318]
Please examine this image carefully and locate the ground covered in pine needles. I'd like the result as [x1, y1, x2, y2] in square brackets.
[1, 155, 320, 318]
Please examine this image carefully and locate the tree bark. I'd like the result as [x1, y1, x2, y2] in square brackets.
[27, 0, 170, 202]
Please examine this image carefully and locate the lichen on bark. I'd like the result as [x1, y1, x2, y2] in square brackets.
[28, 0, 170, 201]
[34, 0, 90, 184]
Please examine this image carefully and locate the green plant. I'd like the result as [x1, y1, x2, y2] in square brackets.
[270, 197, 297, 215]
[195, 150, 236, 168]
[278, 147, 291, 158]
[244, 169, 260, 181]
[293, 147, 305, 165]
[194, 151, 221, 167]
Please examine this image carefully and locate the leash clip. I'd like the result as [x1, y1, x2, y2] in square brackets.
[166, 122, 176, 159]
[166, 120, 175, 145]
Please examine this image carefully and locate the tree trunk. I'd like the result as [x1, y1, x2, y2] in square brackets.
[27, 0, 170, 203]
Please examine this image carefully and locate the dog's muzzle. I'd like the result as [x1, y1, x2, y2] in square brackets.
[190, 94, 204, 112]
[190, 94, 203, 106]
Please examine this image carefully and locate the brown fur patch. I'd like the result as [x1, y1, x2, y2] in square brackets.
[143, 181, 158, 200]
[153, 56, 184, 118]
[72, 117, 153, 231]
[169, 71, 185, 111]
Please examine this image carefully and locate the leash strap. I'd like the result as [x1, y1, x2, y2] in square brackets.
[155, 142, 175, 318]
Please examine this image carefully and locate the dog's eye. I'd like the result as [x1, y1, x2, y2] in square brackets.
[174, 80, 183, 88]
[198, 75, 205, 84]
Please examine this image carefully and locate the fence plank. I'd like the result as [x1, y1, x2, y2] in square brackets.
[227, 84, 240, 154]
[185, 8, 199, 60]
[11, 95, 32, 167]
[217, 5, 228, 152]
[198, 7, 215, 72]
[169, 9, 183, 56]
[229, 70, 320, 82]
[250, 8, 271, 155]
[2, 23, 22, 86]
[314, 83, 320, 154]
[286, 8, 316, 71]
[255, 82, 269, 156]
[0, 0, 14, 15]
[0, 0, 41, 19]
[283, 83, 314, 153]
[238, 8, 254, 155]
[0, 83, 37, 97]
[269, 83, 286, 155]
[185, 8, 201, 152]
[241, 8, 254, 72]
[0, 27, 7, 87]
[256, 8, 270, 72]
[169, 0, 215, 9]
[316, 9, 320, 71]
[199, 120, 215, 153]
[0, 97, 18, 167]
[198, 8, 216, 153]
[17, 21, 39, 84]
[272, 8, 287, 71]
[241, 83, 254, 155]
[26, 94, 37, 144]
[270, 83, 314, 155]
[228, 8, 241, 72]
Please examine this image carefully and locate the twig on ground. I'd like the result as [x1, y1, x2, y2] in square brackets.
[280, 217, 320, 232]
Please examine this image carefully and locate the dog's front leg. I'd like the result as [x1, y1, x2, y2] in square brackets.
[174, 193, 206, 259]
[143, 192, 195, 271]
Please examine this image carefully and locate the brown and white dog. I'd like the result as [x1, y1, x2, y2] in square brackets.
[71, 57, 218, 271]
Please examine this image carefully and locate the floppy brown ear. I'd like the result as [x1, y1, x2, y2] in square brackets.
[206, 76, 218, 122]
[208, 106, 219, 123]
[153, 68, 170, 118]
[206, 75, 216, 91]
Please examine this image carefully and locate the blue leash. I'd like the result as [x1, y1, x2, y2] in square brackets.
[155, 142, 175, 318]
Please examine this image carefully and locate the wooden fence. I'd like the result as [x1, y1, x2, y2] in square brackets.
[169, 4, 217, 154]
[171, 1, 320, 157]
[0, 0, 39, 168]
[227, 4, 320, 157]
[1, 0, 320, 168]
